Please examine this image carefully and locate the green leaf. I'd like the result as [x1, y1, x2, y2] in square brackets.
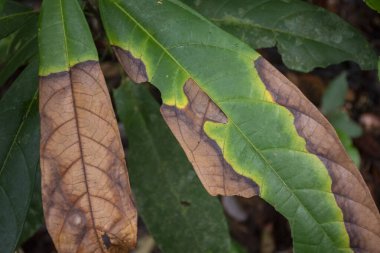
[0, 35, 13, 65]
[0, 1, 36, 39]
[1, 0, 29, 14]
[328, 110, 362, 138]
[336, 130, 360, 168]
[114, 81, 233, 253]
[0, 0, 5, 13]
[101, 0, 380, 251]
[0, 15, 38, 87]
[38, 0, 98, 75]
[18, 168, 43, 244]
[182, 0, 377, 72]
[321, 73, 348, 115]
[320, 73, 361, 166]
[0, 61, 39, 253]
[365, 0, 380, 13]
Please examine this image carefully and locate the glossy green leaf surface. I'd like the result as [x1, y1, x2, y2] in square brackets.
[0, 61, 39, 253]
[0, 1, 36, 39]
[0, 15, 38, 86]
[38, 0, 98, 75]
[100, 0, 380, 251]
[115, 81, 233, 253]
[182, 0, 377, 72]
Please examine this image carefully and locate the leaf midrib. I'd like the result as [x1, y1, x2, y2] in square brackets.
[57, 0, 103, 250]
[67, 67, 105, 253]
[112, 0, 348, 249]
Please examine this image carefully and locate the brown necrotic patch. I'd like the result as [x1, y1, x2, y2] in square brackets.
[161, 79, 258, 197]
[39, 61, 137, 253]
[255, 56, 380, 252]
[113, 46, 148, 83]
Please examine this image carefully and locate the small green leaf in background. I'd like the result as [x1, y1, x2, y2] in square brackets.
[182, 0, 377, 72]
[365, 0, 380, 13]
[0, 1, 36, 39]
[321, 72, 362, 166]
[114, 81, 234, 253]
[0, 61, 40, 253]
[328, 111, 362, 138]
[336, 130, 361, 167]
[0, 15, 38, 87]
[321, 72, 348, 115]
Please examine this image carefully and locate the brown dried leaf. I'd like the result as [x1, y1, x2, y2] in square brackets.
[39, 61, 137, 253]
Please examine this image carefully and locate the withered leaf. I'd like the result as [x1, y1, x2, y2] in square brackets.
[100, 0, 380, 250]
[39, 61, 137, 253]
[254, 57, 380, 251]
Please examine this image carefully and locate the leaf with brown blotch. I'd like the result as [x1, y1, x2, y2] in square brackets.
[38, 0, 137, 251]
[254, 56, 380, 251]
[100, 0, 380, 251]
[161, 79, 258, 197]
[39, 61, 137, 253]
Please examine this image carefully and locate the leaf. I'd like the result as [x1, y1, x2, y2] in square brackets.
[365, 0, 380, 13]
[336, 130, 360, 168]
[114, 81, 234, 253]
[100, 0, 380, 251]
[0, 1, 36, 39]
[0, 0, 5, 13]
[38, 0, 136, 252]
[181, 0, 377, 72]
[0, 15, 38, 87]
[320, 73, 361, 163]
[328, 111, 362, 138]
[38, 0, 98, 76]
[321, 73, 348, 115]
[0, 0, 29, 14]
[0, 35, 12, 65]
[18, 167, 43, 245]
[0, 61, 39, 253]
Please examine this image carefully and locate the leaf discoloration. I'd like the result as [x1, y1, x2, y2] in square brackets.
[113, 47, 148, 83]
[161, 79, 258, 197]
[255, 56, 380, 251]
[39, 61, 137, 253]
